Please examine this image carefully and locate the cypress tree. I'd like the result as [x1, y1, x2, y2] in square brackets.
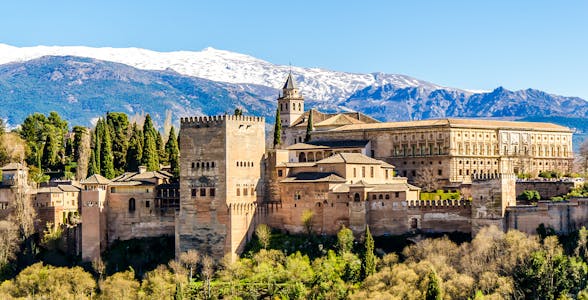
[93, 120, 102, 175]
[0, 119, 8, 165]
[305, 109, 313, 142]
[87, 144, 99, 176]
[165, 127, 180, 178]
[126, 123, 143, 172]
[106, 112, 129, 174]
[142, 114, 159, 171]
[101, 123, 115, 179]
[273, 108, 282, 148]
[156, 131, 167, 165]
[425, 270, 442, 300]
[362, 225, 376, 278]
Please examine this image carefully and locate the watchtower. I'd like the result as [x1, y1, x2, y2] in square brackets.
[177, 115, 266, 260]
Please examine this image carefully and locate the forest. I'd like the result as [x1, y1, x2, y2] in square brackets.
[0, 111, 180, 182]
[0, 224, 587, 299]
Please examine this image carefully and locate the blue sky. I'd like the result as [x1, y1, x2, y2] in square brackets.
[2, 1, 587, 98]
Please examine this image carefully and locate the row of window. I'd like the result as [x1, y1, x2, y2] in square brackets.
[191, 161, 216, 169]
[370, 192, 401, 200]
[393, 133, 445, 141]
[191, 188, 216, 198]
[128, 198, 151, 212]
[392, 144, 445, 157]
[236, 161, 255, 168]
[236, 187, 256, 196]
[279, 102, 302, 112]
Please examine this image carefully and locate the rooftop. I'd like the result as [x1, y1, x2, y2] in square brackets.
[281, 172, 346, 183]
[80, 174, 111, 185]
[325, 118, 572, 133]
[0, 162, 27, 171]
[316, 153, 387, 165]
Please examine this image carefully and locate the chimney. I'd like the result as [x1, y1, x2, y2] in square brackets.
[138, 166, 147, 174]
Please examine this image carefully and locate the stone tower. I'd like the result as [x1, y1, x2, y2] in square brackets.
[176, 115, 266, 261]
[470, 170, 517, 234]
[277, 72, 304, 127]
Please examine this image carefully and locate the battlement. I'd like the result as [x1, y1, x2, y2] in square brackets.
[407, 199, 471, 208]
[180, 115, 265, 127]
[471, 173, 516, 182]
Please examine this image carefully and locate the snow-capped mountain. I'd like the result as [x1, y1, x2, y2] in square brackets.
[1, 43, 587, 150]
[0, 43, 457, 102]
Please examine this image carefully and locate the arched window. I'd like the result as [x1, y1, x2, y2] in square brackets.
[128, 198, 136, 213]
[378, 194, 383, 200]
[385, 194, 390, 200]
[354, 193, 360, 202]
[299, 152, 306, 162]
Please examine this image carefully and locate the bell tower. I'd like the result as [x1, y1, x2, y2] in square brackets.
[277, 72, 304, 127]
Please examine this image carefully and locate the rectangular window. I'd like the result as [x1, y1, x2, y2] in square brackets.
[362, 167, 366, 177]
[278, 170, 283, 177]
[251, 188, 255, 196]
[236, 188, 240, 196]
[145, 201, 150, 208]
[395, 192, 400, 198]
[210, 188, 215, 197]
[191, 189, 197, 197]
[244, 188, 248, 196]
[370, 167, 374, 178]
[200, 188, 206, 197]
[438, 169, 442, 176]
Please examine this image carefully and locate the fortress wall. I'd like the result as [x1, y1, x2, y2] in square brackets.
[506, 198, 588, 234]
[516, 181, 577, 199]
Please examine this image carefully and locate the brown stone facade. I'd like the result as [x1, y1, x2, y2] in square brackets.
[177, 115, 265, 260]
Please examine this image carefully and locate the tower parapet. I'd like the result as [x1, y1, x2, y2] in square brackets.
[180, 115, 265, 127]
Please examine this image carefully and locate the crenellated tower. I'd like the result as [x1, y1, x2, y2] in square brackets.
[277, 72, 304, 127]
[177, 115, 266, 261]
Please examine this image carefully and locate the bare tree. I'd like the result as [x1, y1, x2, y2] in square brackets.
[179, 249, 200, 281]
[75, 130, 91, 180]
[255, 224, 271, 249]
[302, 209, 314, 235]
[0, 220, 19, 269]
[414, 167, 439, 192]
[579, 138, 588, 173]
[9, 168, 36, 239]
[201, 255, 214, 299]
[92, 256, 106, 282]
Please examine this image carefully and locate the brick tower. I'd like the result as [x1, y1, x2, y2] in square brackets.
[176, 115, 266, 260]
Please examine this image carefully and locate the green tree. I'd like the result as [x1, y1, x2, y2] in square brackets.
[98, 269, 140, 300]
[126, 123, 143, 172]
[0, 119, 8, 166]
[156, 131, 167, 165]
[100, 121, 115, 179]
[362, 225, 376, 278]
[3, 263, 96, 299]
[142, 114, 159, 171]
[273, 108, 282, 148]
[234, 108, 243, 116]
[106, 112, 130, 174]
[305, 109, 313, 143]
[337, 225, 354, 254]
[302, 210, 314, 235]
[425, 270, 443, 300]
[140, 265, 176, 299]
[164, 127, 179, 178]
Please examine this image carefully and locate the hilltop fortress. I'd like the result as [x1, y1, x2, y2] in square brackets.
[1, 73, 585, 262]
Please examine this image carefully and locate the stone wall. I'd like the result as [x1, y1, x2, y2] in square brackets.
[106, 189, 175, 244]
[516, 180, 579, 200]
[505, 198, 588, 234]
